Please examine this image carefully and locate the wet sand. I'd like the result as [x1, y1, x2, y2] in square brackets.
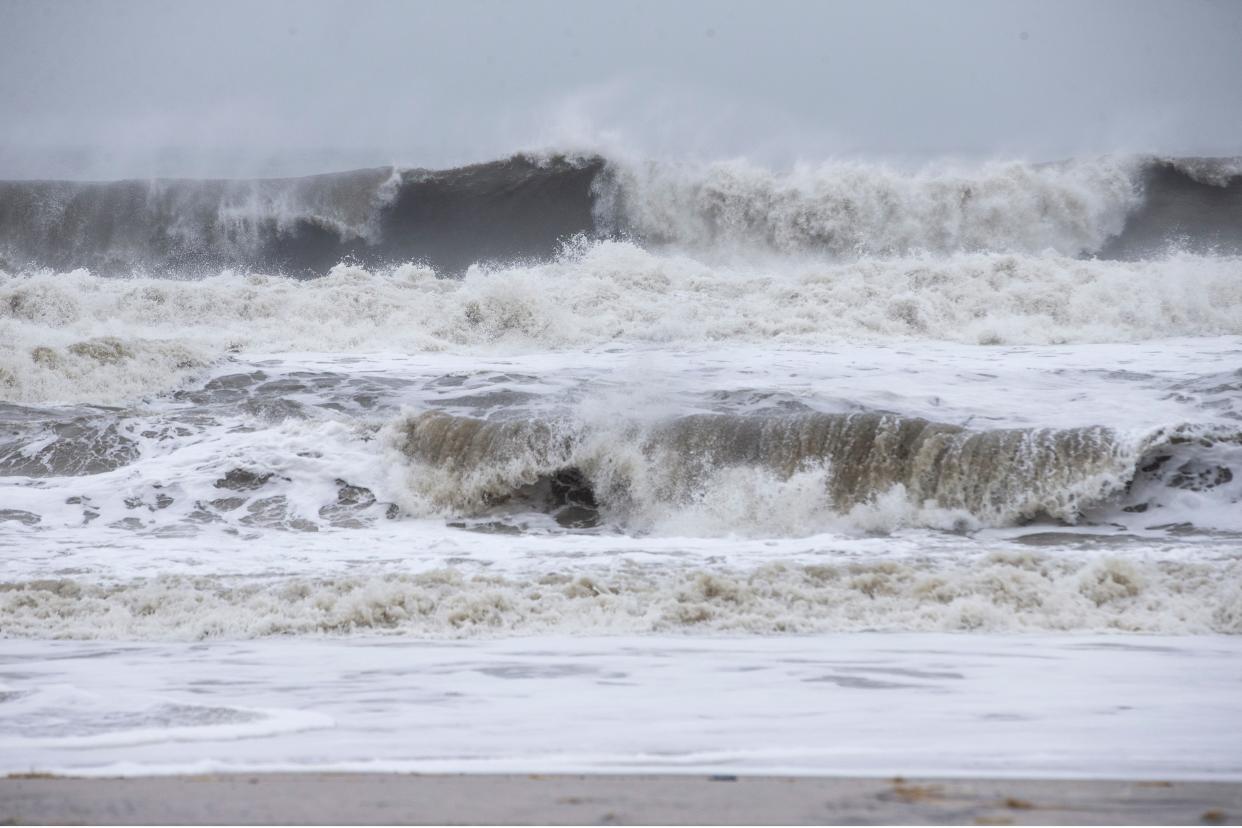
[1, 773, 1239, 825]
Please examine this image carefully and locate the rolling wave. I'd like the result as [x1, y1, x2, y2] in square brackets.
[0, 153, 1239, 275]
[394, 411, 1242, 533]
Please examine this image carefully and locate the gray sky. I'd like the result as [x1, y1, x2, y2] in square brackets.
[1, 0, 1240, 177]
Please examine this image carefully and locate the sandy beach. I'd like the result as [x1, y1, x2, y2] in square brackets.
[2, 773, 1240, 825]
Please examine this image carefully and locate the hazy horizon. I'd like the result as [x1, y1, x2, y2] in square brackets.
[2, 0, 1241, 178]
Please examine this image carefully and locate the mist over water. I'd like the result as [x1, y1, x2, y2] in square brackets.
[3, 0, 1242, 179]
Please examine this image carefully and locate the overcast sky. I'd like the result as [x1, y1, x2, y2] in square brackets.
[1, 0, 1239, 177]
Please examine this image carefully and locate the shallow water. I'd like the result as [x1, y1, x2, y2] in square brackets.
[2, 634, 1239, 779]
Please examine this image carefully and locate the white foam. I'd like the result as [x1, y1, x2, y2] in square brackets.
[1, 342, 1238, 564]
[3, 245, 1241, 405]
[599, 156, 1143, 257]
[2, 553, 1238, 639]
[0, 680, 333, 751]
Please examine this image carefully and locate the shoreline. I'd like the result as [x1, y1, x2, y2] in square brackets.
[2, 772, 1239, 825]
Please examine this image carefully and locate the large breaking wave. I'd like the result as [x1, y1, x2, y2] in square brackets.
[2, 395, 1237, 539]
[1, 153, 1240, 275]
[392, 411, 1242, 534]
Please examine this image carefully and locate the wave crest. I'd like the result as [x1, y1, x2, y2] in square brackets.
[391, 410, 1241, 533]
[598, 156, 1142, 257]
[2, 153, 1240, 274]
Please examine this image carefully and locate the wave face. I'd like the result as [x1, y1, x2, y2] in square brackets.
[0, 155, 603, 275]
[393, 411, 1241, 534]
[600, 154, 1242, 259]
[0, 154, 1240, 274]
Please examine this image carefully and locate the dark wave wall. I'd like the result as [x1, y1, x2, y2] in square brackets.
[0, 153, 1239, 276]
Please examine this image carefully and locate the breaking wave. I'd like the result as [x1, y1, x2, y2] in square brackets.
[599, 154, 1242, 260]
[596, 155, 1142, 258]
[391, 411, 1242, 534]
[1, 153, 1240, 275]
[0, 155, 601, 276]
[2, 400, 1236, 539]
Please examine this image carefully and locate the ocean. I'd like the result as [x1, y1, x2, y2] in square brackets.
[1, 151, 1240, 779]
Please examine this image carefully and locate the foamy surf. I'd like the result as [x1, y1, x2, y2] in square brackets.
[1, 151, 1239, 653]
[2, 554, 1239, 639]
[0, 156, 1239, 795]
[3, 246, 1240, 405]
